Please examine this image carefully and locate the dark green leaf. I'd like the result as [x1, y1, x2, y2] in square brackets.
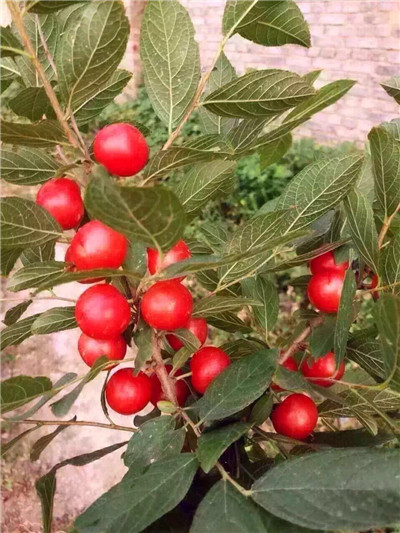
[203, 69, 315, 118]
[28, 0, 88, 12]
[207, 312, 252, 333]
[1, 26, 23, 58]
[133, 325, 153, 374]
[310, 316, 336, 357]
[381, 75, 400, 104]
[374, 294, 400, 389]
[36, 472, 56, 533]
[192, 295, 260, 317]
[242, 276, 278, 332]
[1, 147, 58, 185]
[1, 119, 66, 147]
[344, 189, 379, 272]
[346, 332, 385, 382]
[0, 248, 21, 276]
[334, 269, 357, 363]
[381, 232, 400, 295]
[228, 118, 267, 155]
[9, 86, 55, 121]
[172, 347, 193, 372]
[250, 393, 273, 425]
[31, 306, 77, 335]
[124, 417, 185, 474]
[199, 222, 230, 253]
[1, 375, 52, 413]
[196, 350, 277, 422]
[302, 69, 322, 84]
[0, 313, 41, 350]
[1, 425, 41, 457]
[270, 240, 348, 272]
[1, 57, 22, 92]
[259, 133, 292, 170]
[3, 299, 32, 326]
[85, 168, 185, 251]
[140, 0, 200, 132]
[30, 420, 71, 461]
[168, 329, 201, 352]
[20, 241, 55, 265]
[75, 454, 198, 533]
[197, 422, 250, 473]
[312, 428, 395, 448]
[221, 338, 267, 360]
[252, 448, 400, 531]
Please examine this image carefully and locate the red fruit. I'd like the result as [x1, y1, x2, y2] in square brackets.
[150, 365, 189, 407]
[147, 240, 191, 280]
[78, 332, 126, 369]
[93, 123, 149, 177]
[271, 393, 318, 440]
[36, 177, 84, 230]
[141, 280, 193, 331]
[310, 251, 349, 276]
[75, 284, 131, 339]
[190, 346, 231, 394]
[370, 274, 378, 289]
[69, 220, 127, 271]
[307, 271, 345, 314]
[105, 368, 151, 415]
[166, 317, 208, 351]
[301, 351, 345, 388]
[271, 356, 298, 392]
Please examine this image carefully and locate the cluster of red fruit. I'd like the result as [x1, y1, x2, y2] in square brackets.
[35, 123, 233, 418]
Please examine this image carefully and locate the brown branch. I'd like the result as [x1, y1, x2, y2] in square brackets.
[280, 316, 324, 364]
[8, 418, 136, 433]
[7, 1, 81, 151]
[378, 202, 400, 249]
[152, 332, 178, 405]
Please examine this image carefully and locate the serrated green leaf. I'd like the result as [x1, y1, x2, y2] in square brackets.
[259, 133, 292, 169]
[1, 147, 58, 185]
[381, 75, 400, 104]
[57, 1, 129, 112]
[85, 168, 185, 251]
[242, 276, 278, 333]
[0, 120, 67, 147]
[31, 306, 77, 335]
[334, 269, 357, 364]
[124, 417, 185, 474]
[252, 448, 400, 531]
[133, 324, 153, 374]
[9, 86, 55, 121]
[203, 69, 315, 118]
[140, 0, 200, 132]
[197, 422, 250, 473]
[374, 294, 400, 390]
[1, 313, 41, 350]
[369, 126, 400, 219]
[196, 349, 277, 422]
[1, 375, 52, 413]
[207, 312, 252, 334]
[381, 233, 400, 295]
[174, 160, 237, 217]
[75, 454, 198, 533]
[30, 421, 71, 461]
[192, 295, 260, 318]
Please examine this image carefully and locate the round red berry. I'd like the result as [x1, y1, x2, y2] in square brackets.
[166, 317, 208, 351]
[307, 271, 345, 314]
[141, 280, 193, 331]
[93, 123, 149, 177]
[36, 177, 84, 230]
[147, 240, 191, 281]
[78, 332, 126, 369]
[271, 356, 298, 392]
[75, 284, 131, 339]
[190, 346, 231, 394]
[310, 251, 349, 275]
[271, 393, 318, 440]
[150, 365, 189, 407]
[69, 220, 127, 271]
[301, 351, 345, 388]
[105, 368, 151, 415]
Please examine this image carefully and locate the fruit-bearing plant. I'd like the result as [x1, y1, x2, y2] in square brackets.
[1, 1, 400, 532]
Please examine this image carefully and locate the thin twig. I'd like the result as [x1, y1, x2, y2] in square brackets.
[9, 418, 136, 433]
[378, 202, 400, 249]
[280, 316, 324, 363]
[70, 111, 91, 163]
[35, 13, 58, 79]
[1, 296, 76, 304]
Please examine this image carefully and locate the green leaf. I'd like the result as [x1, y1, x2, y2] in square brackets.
[196, 350, 277, 422]
[85, 168, 185, 251]
[381, 232, 400, 295]
[369, 126, 400, 219]
[207, 312, 252, 334]
[1, 26, 23, 58]
[124, 417, 185, 474]
[174, 160, 237, 218]
[199, 222, 230, 252]
[302, 69, 322, 84]
[242, 276, 278, 333]
[1, 375, 52, 413]
[133, 324, 153, 374]
[1, 248, 21, 276]
[270, 239, 348, 272]
[221, 338, 267, 361]
[285, 79, 356, 123]
[36, 472, 56, 533]
[231, 0, 311, 48]
[313, 428, 395, 448]
[75, 454, 198, 533]
[0, 313, 41, 350]
[250, 393, 273, 425]
[198, 53, 238, 136]
[0, 119, 67, 147]
[31, 306, 77, 335]
[30, 421, 71, 461]
[374, 294, 400, 389]
[381, 75, 400, 104]
[228, 118, 268, 155]
[344, 189, 379, 273]
[1, 57, 22, 92]
[346, 332, 384, 382]
[259, 133, 292, 170]
[1, 425, 41, 458]
[192, 295, 261, 318]
[1, 197, 61, 251]
[57, 1, 129, 113]
[197, 422, 250, 473]
[28, 0, 88, 12]
[20, 241, 55, 266]
[334, 269, 357, 364]
[3, 299, 32, 326]
[252, 448, 400, 531]
[140, 0, 200, 132]
[73, 69, 132, 126]
[203, 69, 315, 118]
[169, 329, 201, 352]
[310, 316, 336, 357]
[1, 147, 59, 185]
[172, 347, 193, 372]
[9, 86, 54, 121]
[277, 154, 363, 232]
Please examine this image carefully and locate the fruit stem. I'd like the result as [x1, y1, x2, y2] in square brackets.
[280, 316, 324, 363]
